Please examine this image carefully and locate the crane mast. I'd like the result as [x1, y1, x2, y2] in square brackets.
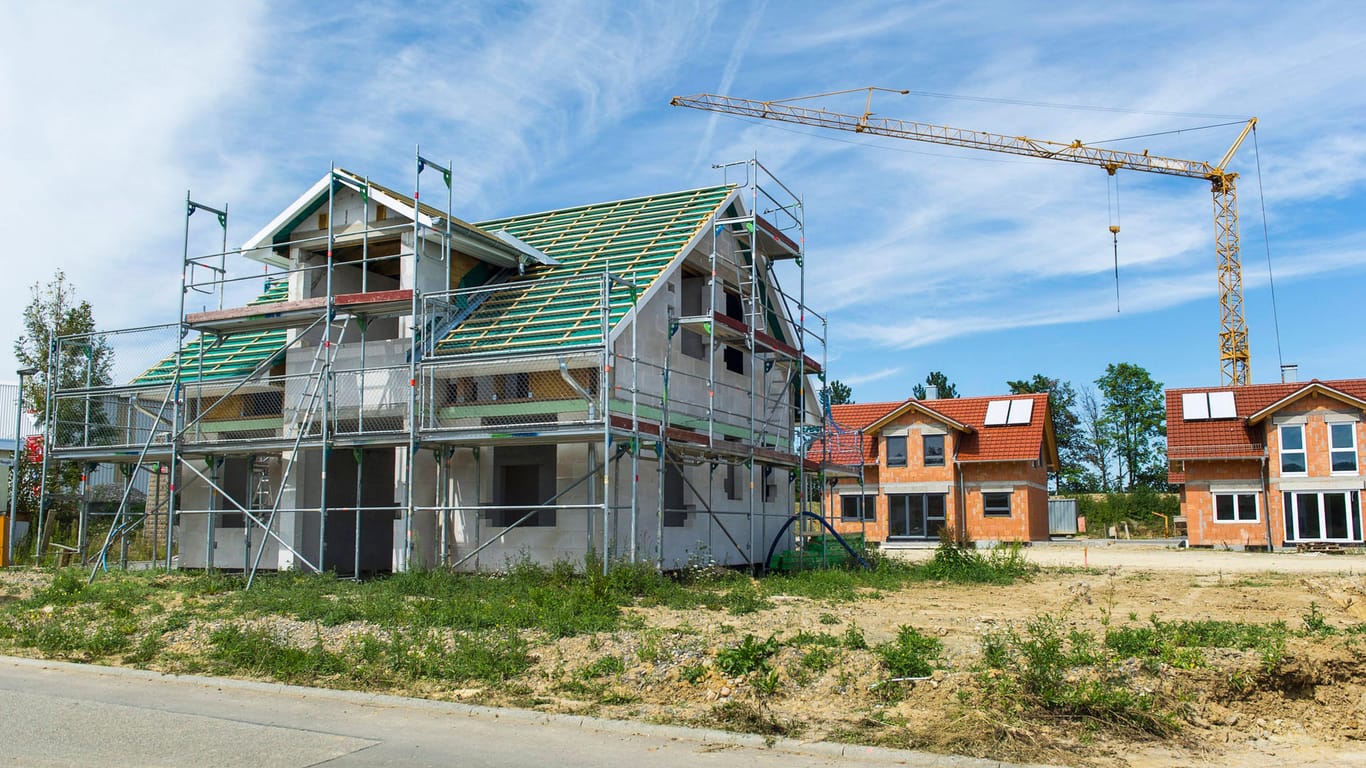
[672, 89, 1258, 385]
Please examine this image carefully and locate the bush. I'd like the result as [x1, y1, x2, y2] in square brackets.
[1071, 489, 1178, 536]
[922, 540, 1033, 584]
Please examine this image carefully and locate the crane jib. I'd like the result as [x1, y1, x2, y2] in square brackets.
[670, 91, 1257, 386]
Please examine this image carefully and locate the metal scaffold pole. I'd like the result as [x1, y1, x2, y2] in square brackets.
[405, 148, 421, 572]
[601, 271, 613, 575]
[318, 164, 336, 575]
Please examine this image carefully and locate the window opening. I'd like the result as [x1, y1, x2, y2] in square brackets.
[983, 492, 1012, 517]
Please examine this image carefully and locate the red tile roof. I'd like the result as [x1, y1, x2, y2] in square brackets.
[810, 393, 1053, 466]
[1166, 378, 1366, 464]
[809, 400, 901, 466]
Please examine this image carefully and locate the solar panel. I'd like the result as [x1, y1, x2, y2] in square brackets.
[1181, 392, 1210, 420]
[984, 400, 1011, 426]
[1208, 391, 1237, 419]
[1006, 398, 1033, 425]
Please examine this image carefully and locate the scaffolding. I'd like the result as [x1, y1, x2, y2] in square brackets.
[38, 153, 855, 580]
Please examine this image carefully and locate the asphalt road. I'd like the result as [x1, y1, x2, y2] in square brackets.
[0, 656, 1045, 768]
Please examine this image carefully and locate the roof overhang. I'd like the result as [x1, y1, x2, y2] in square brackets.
[241, 170, 525, 270]
[1246, 381, 1366, 424]
[863, 399, 972, 434]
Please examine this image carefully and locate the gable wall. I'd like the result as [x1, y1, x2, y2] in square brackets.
[1175, 391, 1366, 547]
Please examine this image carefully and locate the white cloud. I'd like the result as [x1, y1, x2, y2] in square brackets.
[690, 0, 766, 168]
[840, 366, 902, 387]
[0, 1, 267, 370]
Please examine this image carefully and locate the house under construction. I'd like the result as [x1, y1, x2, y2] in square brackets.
[42, 156, 857, 577]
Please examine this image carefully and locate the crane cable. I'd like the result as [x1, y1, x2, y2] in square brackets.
[1107, 171, 1122, 312]
[1251, 127, 1284, 374]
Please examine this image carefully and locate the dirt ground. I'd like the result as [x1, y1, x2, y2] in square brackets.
[517, 546, 1366, 768]
[893, 541, 1366, 575]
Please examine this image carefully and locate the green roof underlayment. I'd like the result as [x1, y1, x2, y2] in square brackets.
[132, 280, 291, 385]
[130, 184, 736, 383]
[434, 185, 734, 356]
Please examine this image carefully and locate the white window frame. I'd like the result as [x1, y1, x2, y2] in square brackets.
[982, 491, 1012, 517]
[1283, 490, 1361, 542]
[1329, 422, 1358, 475]
[1212, 492, 1259, 524]
[1279, 424, 1307, 476]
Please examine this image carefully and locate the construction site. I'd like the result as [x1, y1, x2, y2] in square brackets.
[18, 86, 1284, 578]
[31, 156, 868, 579]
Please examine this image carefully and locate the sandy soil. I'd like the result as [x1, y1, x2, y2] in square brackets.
[890, 541, 1366, 575]
[510, 548, 1366, 767]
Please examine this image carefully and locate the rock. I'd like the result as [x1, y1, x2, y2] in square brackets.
[719, 686, 732, 697]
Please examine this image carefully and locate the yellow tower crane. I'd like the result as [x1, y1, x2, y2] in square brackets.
[671, 88, 1259, 385]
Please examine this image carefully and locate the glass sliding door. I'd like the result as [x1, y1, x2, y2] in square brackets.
[886, 493, 947, 540]
[1283, 491, 1362, 543]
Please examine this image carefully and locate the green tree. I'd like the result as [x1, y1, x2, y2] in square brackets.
[912, 371, 958, 399]
[1078, 387, 1114, 492]
[1095, 363, 1165, 491]
[1007, 374, 1085, 491]
[825, 379, 853, 405]
[12, 271, 115, 542]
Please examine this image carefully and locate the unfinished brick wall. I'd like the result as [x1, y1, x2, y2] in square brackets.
[959, 461, 1049, 542]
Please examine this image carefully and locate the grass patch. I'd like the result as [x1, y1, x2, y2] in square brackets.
[1104, 615, 1287, 671]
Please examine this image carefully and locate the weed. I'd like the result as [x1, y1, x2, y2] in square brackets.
[818, 612, 840, 625]
[708, 701, 793, 737]
[842, 624, 868, 650]
[716, 634, 780, 677]
[679, 664, 707, 684]
[788, 630, 841, 648]
[754, 668, 782, 695]
[635, 630, 668, 663]
[1104, 615, 1288, 671]
[124, 632, 164, 665]
[581, 655, 626, 679]
[799, 647, 837, 672]
[875, 625, 943, 679]
[1302, 603, 1336, 636]
[980, 614, 1176, 736]
[599, 690, 641, 705]
[208, 624, 348, 683]
[921, 541, 1034, 585]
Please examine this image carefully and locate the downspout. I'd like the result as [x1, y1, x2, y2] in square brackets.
[1261, 451, 1273, 550]
[953, 433, 966, 543]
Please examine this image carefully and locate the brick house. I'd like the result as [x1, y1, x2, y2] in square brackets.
[820, 393, 1057, 544]
[1167, 378, 1366, 549]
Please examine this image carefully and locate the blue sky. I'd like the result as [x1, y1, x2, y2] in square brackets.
[3, 1, 1364, 403]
